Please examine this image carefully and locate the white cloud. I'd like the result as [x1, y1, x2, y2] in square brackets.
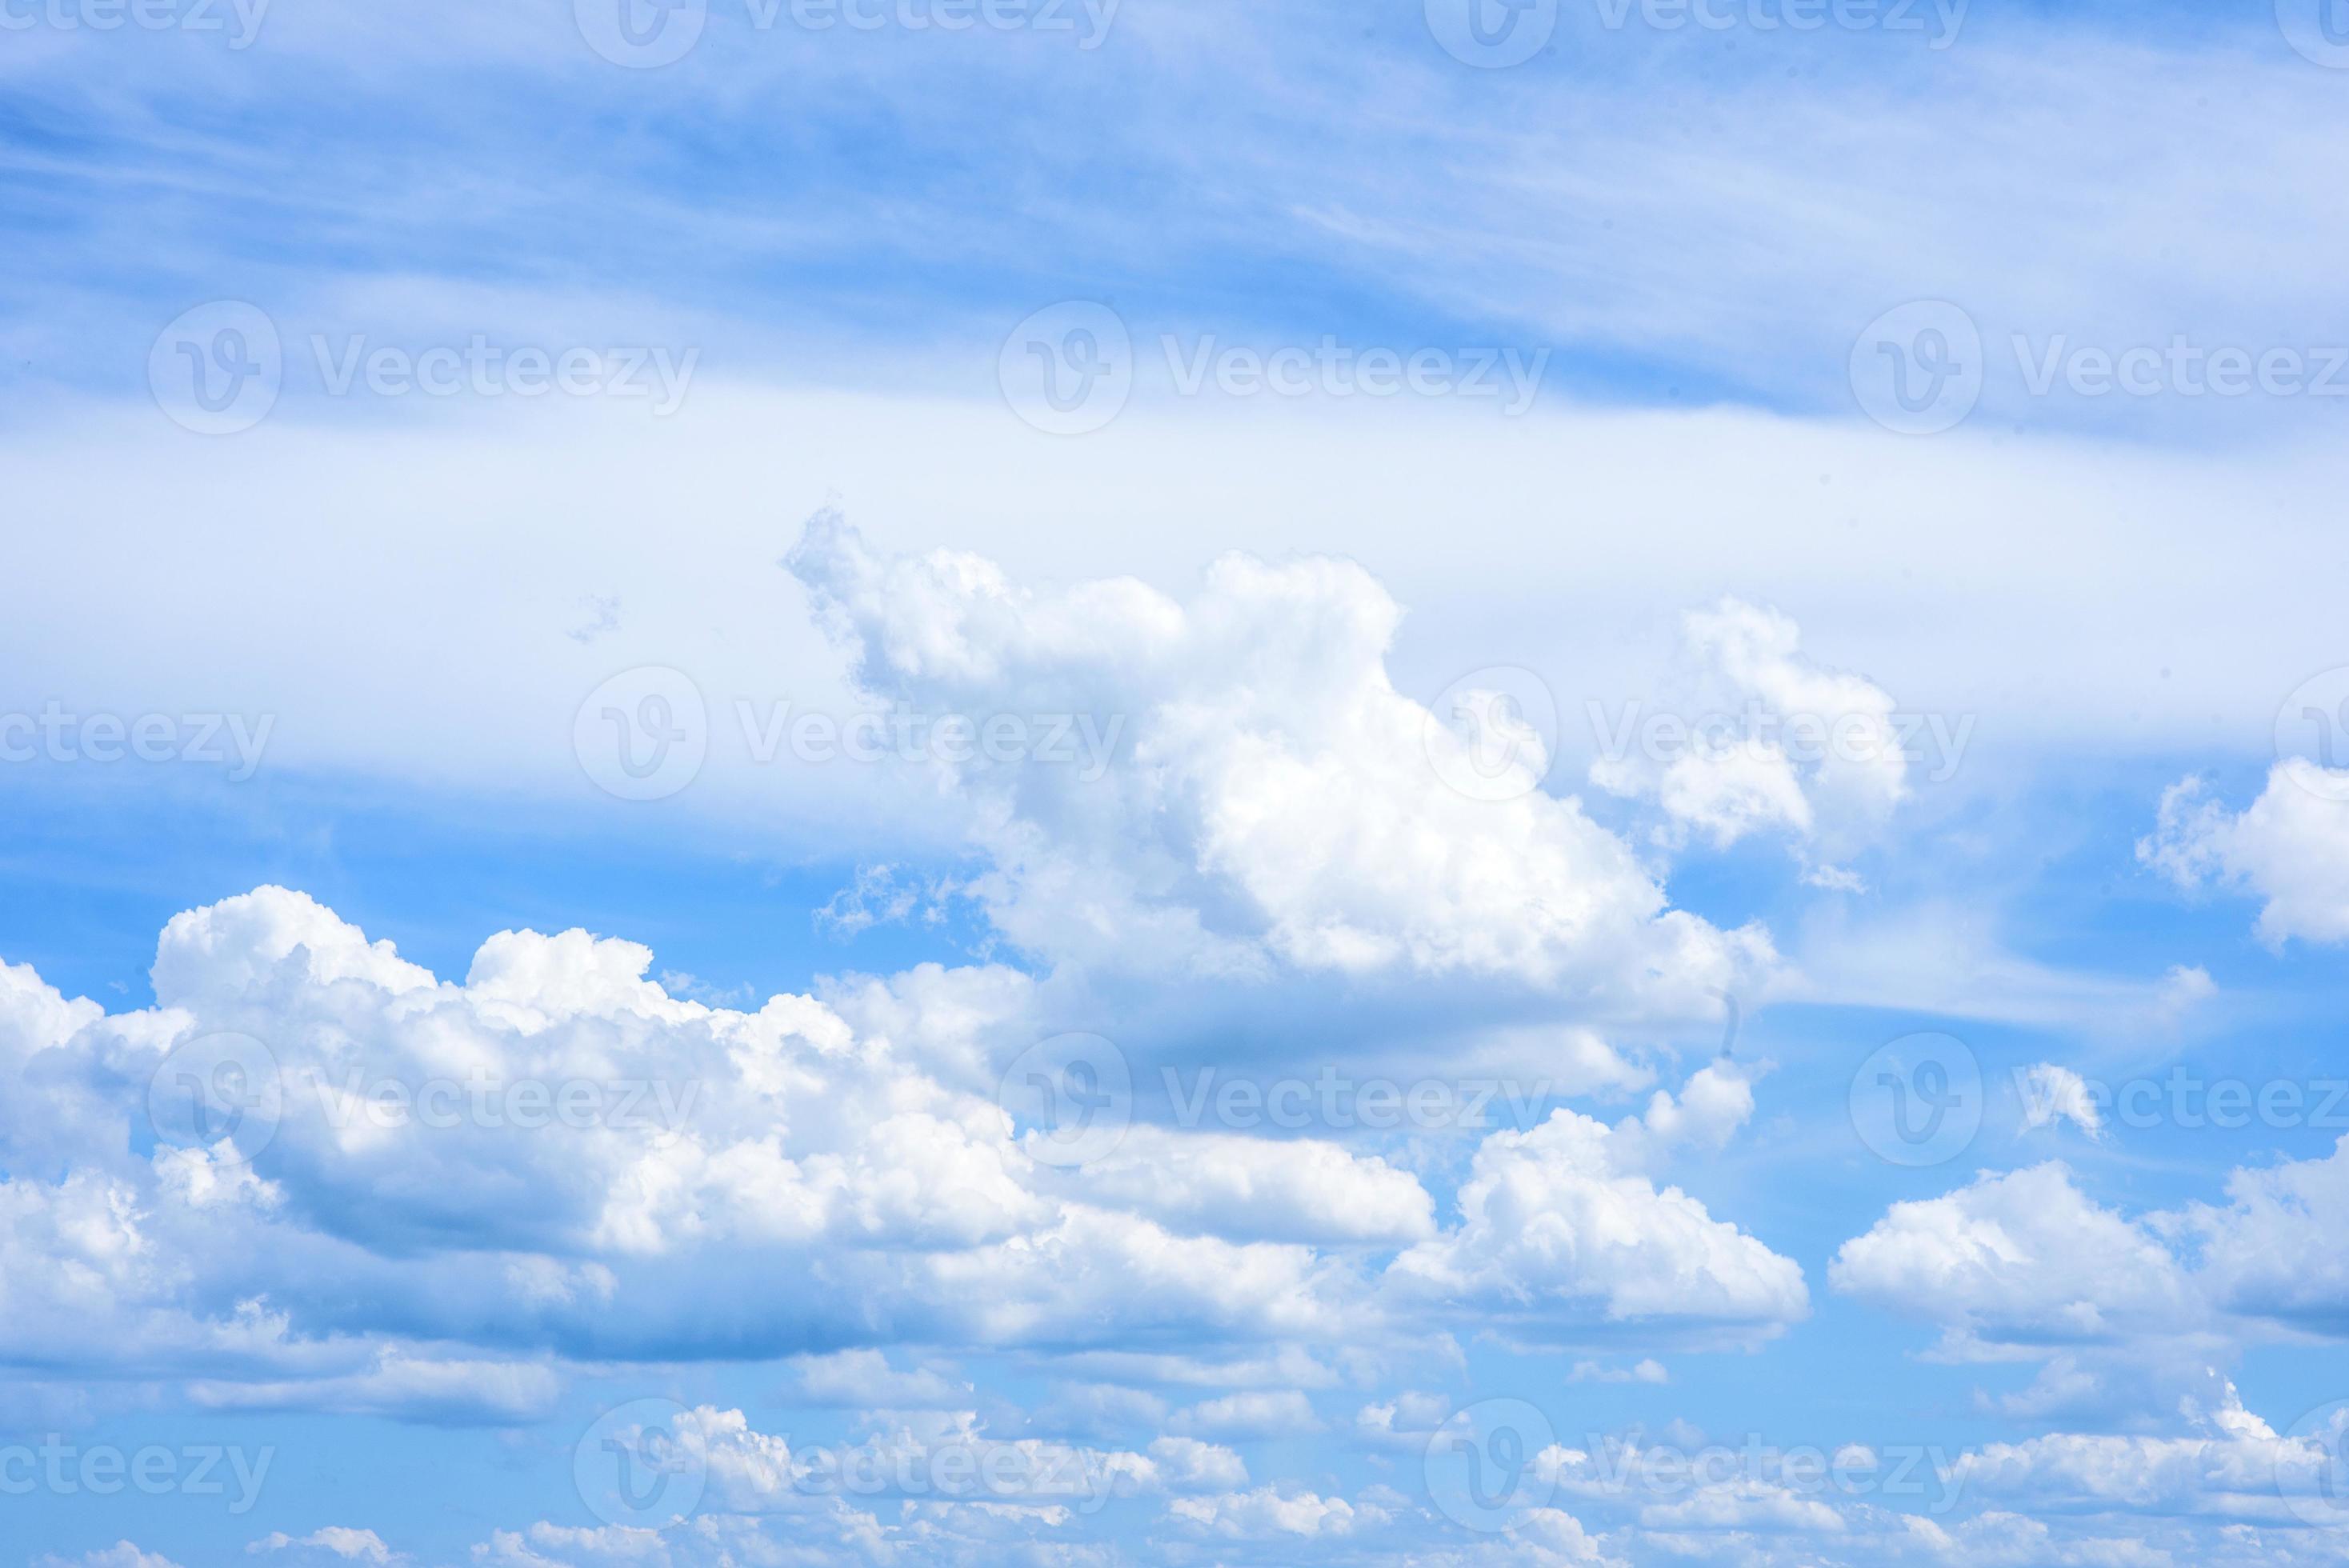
[1388, 1106, 1807, 1342]
[1829, 1164, 2196, 1353]
[2140, 762, 2349, 945]
[2016, 1064, 2105, 1140]
[786, 514, 1774, 1010]
[1591, 598, 1909, 873]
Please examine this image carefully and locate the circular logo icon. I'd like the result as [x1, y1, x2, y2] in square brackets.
[576, 1398, 707, 1528]
[2277, 0, 2349, 68]
[574, 0, 707, 67]
[998, 302, 1133, 436]
[1424, 0, 1558, 67]
[146, 1031, 284, 1166]
[574, 666, 708, 802]
[998, 1033, 1131, 1168]
[1850, 301, 1983, 435]
[1425, 1398, 1557, 1531]
[1851, 1031, 1983, 1167]
[2275, 667, 2349, 801]
[2282, 1398, 2349, 1528]
[1423, 666, 1559, 802]
[150, 302, 282, 436]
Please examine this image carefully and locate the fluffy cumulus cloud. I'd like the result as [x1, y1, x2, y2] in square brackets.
[785, 514, 1772, 1010]
[0, 884, 1807, 1425]
[2139, 762, 2349, 944]
[1588, 598, 1916, 882]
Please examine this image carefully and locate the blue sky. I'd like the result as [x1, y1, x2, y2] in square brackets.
[7, 3, 2349, 1566]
